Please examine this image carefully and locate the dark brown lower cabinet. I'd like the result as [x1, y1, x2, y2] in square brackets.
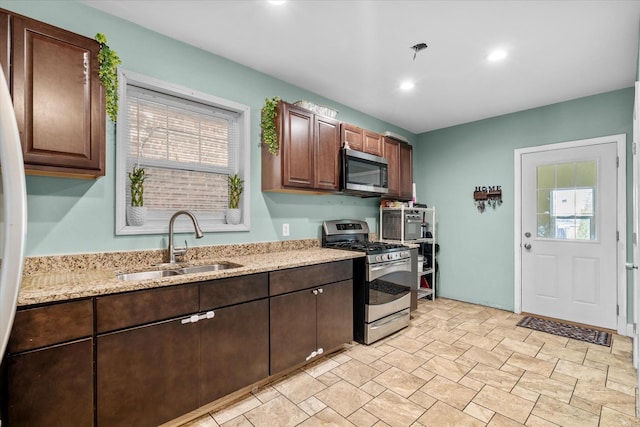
[270, 279, 353, 375]
[5, 338, 93, 427]
[97, 318, 200, 427]
[200, 299, 269, 404]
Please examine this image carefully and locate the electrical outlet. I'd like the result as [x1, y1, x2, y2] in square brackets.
[282, 223, 290, 236]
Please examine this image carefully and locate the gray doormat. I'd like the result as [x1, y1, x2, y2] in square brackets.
[517, 316, 612, 347]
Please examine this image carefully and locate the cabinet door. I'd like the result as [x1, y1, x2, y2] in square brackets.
[399, 143, 413, 200]
[12, 16, 105, 178]
[281, 102, 314, 188]
[384, 137, 400, 198]
[363, 130, 383, 157]
[341, 123, 363, 151]
[6, 338, 93, 427]
[200, 299, 269, 404]
[317, 279, 353, 351]
[97, 318, 200, 427]
[270, 289, 317, 374]
[314, 115, 341, 190]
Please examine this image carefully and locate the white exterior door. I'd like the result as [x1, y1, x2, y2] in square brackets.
[520, 141, 619, 329]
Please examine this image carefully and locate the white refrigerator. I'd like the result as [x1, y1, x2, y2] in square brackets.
[0, 66, 27, 358]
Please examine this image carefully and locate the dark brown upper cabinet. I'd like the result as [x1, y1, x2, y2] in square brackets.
[262, 101, 340, 193]
[340, 123, 383, 157]
[1, 9, 105, 178]
[384, 136, 413, 200]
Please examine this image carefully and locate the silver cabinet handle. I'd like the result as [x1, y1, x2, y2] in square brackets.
[524, 243, 532, 250]
[312, 289, 318, 295]
[317, 288, 323, 294]
[181, 310, 215, 324]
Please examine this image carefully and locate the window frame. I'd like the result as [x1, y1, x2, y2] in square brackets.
[115, 69, 251, 235]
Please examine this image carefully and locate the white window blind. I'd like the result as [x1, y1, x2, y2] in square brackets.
[115, 69, 251, 235]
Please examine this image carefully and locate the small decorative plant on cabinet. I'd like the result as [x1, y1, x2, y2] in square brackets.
[127, 166, 146, 226]
[226, 173, 244, 225]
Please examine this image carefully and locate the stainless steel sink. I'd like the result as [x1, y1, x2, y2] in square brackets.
[175, 262, 242, 275]
[117, 262, 242, 281]
[116, 269, 181, 281]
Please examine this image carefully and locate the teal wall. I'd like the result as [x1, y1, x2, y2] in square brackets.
[1, 0, 413, 256]
[414, 88, 634, 311]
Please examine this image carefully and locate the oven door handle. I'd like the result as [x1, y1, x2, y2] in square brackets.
[368, 259, 411, 281]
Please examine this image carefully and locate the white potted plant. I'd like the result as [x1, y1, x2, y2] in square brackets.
[226, 173, 243, 225]
[126, 166, 146, 226]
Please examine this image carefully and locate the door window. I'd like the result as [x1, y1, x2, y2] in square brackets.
[536, 160, 596, 240]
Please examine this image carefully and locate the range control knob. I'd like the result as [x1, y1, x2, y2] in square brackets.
[375, 255, 382, 262]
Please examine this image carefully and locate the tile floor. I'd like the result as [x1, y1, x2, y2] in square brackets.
[180, 298, 640, 427]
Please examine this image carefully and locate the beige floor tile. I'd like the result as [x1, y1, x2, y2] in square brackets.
[380, 348, 427, 372]
[461, 346, 509, 369]
[608, 378, 637, 396]
[458, 331, 502, 351]
[297, 407, 355, 427]
[569, 394, 602, 415]
[347, 345, 387, 365]
[609, 365, 639, 388]
[316, 369, 343, 387]
[211, 396, 263, 425]
[552, 359, 607, 384]
[455, 321, 497, 337]
[360, 380, 387, 397]
[314, 380, 373, 417]
[465, 363, 520, 392]
[459, 375, 486, 391]
[487, 326, 532, 342]
[574, 378, 637, 416]
[243, 396, 309, 427]
[510, 385, 540, 402]
[422, 327, 461, 345]
[410, 366, 437, 382]
[221, 415, 253, 427]
[524, 414, 561, 426]
[298, 396, 327, 416]
[420, 375, 477, 410]
[526, 331, 569, 347]
[472, 385, 535, 424]
[599, 406, 640, 427]
[422, 340, 467, 360]
[373, 366, 426, 398]
[495, 337, 541, 357]
[488, 413, 527, 426]
[531, 395, 599, 427]
[538, 343, 586, 364]
[252, 385, 280, 403]
[464, 401, 495, 423]
[516, 371, 574, 403]
[385, 335, 427, 353]
[347, 408, 379, 427]
[407, 390, 437, 411]
[506, 353, 555, 377]
[272, 371, 327, 404]
[422, 355, 472, 382]
[585, 347, 633, 370]
[417, 401, 485, 427]
[332, 359, 382, 387]
[362, 390, 426, 426]
[305, 358, 341, 378]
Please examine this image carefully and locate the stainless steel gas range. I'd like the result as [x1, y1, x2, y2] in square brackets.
[322, 219, 413, 344]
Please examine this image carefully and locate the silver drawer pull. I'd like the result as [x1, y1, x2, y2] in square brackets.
[181, 311, 215, 324]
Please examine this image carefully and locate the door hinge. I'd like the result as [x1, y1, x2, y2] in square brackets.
[634, 232, 638, 245]
[634, 322, 637, 335]
[617, 304, 619, 316]
[616, 156, 620, 167]
[634, 142, 637, 155]
[617, 230, 620, 241]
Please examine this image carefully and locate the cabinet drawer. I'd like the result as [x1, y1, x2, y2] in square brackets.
[200, 273, 268, 310]
[96, 284, 198, 333]
[269, 260, 353, 296]
[8, 299, 93, 353]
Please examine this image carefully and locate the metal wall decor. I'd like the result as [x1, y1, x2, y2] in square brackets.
[473, 185, 502, 212]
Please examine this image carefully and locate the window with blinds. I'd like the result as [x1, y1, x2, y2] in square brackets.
[115, 70, 251, 235]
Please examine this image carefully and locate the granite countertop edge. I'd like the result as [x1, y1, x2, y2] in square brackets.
[18, 248, 364, 306]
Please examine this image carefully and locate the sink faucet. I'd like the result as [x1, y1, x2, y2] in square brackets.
[168, 210, 204, 263]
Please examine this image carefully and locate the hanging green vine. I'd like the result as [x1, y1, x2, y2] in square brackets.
[95, 33, 122, 123]
[261, 96, 280, 155]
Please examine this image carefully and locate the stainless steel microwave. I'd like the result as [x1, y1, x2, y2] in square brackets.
[342, 148, 389, 196]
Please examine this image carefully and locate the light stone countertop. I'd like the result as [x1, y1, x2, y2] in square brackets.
[18, 247, 364, 306]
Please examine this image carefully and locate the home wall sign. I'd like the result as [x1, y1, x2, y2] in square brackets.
[473, 185, 502, 213]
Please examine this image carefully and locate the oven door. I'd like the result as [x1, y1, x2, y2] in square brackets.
[365, 258, 412, 323]
[404, 216, 422, 240]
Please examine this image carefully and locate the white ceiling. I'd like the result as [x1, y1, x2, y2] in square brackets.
[82, 0, 640, 134]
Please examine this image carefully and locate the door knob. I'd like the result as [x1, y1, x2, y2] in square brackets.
[524, 243, 532, 250]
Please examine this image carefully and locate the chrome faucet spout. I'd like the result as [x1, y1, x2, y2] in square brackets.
[168, 210, 204, 263]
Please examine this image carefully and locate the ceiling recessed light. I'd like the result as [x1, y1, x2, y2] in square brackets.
[400, 81, 415, 91]
[487, 49, 507, 62]
[268, 0, 286, 5]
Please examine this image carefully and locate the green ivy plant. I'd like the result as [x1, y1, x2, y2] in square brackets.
[261, 96, 280, 155]
[227, 173, 244, 209]
[128, 166, 146, 207]
[95, 33, 122, 123]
